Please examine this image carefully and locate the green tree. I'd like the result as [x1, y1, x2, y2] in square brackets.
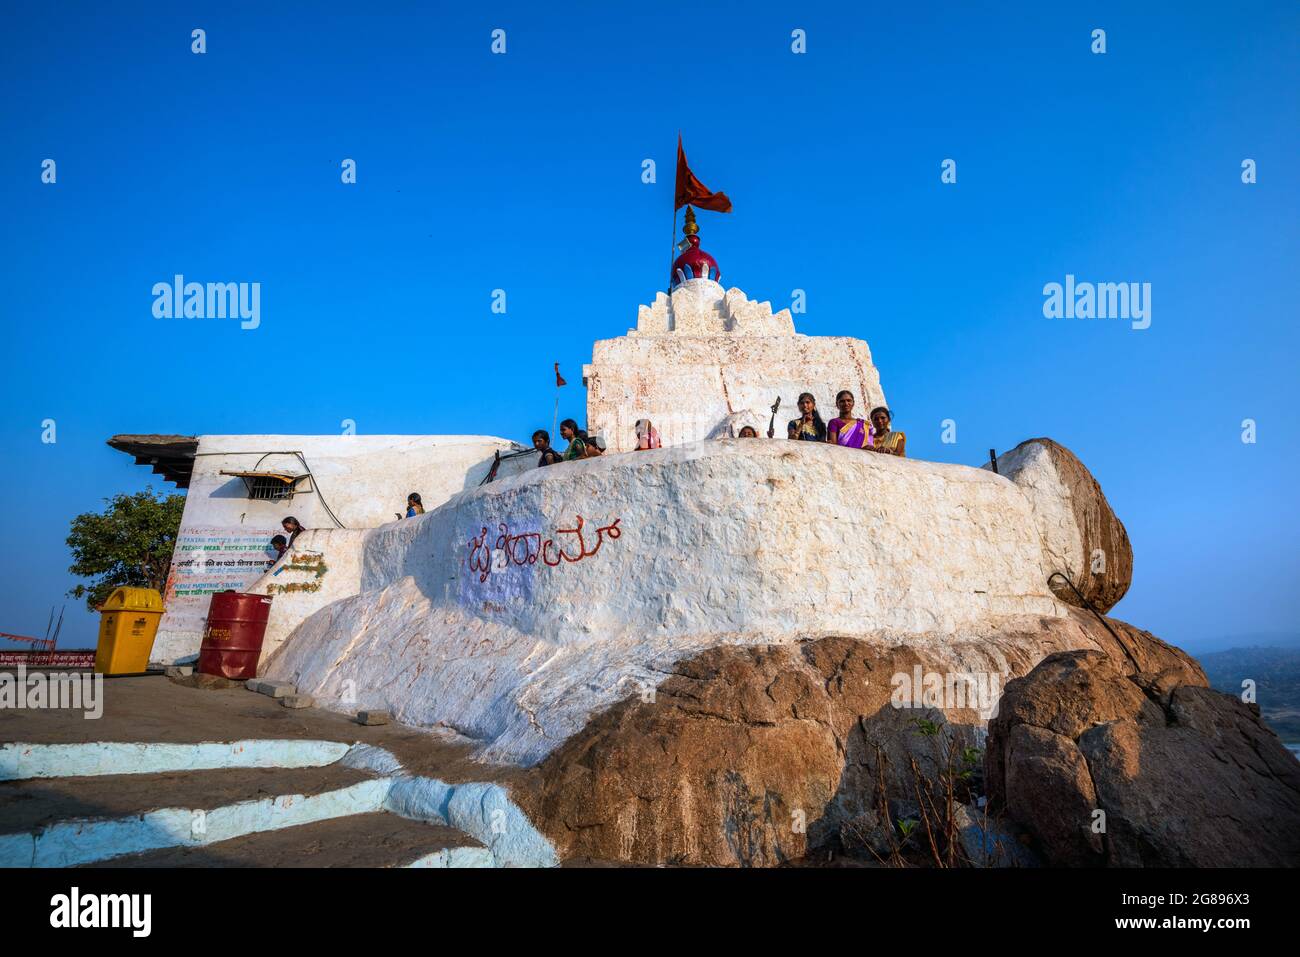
[66, 487, 185, 610]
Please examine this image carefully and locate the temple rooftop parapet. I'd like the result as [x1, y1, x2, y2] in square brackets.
[634, 280, 796, 337]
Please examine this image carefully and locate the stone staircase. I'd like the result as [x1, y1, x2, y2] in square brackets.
[0, 740, 518, 868]
[85, 813, 489, 868]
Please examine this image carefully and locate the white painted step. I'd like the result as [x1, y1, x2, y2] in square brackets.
[0, 764, 391, 867]
[0, 739, 351, 781]
[81, 811, 492, 868]
[0, 739, 549, 867]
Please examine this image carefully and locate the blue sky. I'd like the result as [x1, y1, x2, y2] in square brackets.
[1, 2, 1296, 654]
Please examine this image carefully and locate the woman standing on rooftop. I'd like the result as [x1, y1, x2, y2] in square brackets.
[867, 407, 906, 457]
[559, 419, 587, 461]
[826, 391, 869, 449]
[787, 393, 827, 442]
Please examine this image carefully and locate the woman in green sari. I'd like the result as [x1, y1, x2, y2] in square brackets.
[559, 419, 587, 461]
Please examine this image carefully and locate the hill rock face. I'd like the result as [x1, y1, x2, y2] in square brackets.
[514, 611, 1205, 866]
[986, 649, 1300, 867]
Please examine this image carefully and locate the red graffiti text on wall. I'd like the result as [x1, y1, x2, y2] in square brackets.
[467, 515, 622, 583]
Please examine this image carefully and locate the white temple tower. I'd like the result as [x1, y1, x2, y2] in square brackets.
[583, 207, 887, 451]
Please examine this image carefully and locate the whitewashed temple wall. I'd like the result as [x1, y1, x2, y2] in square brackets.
[583, 280, 886, 452]
[151, 434, 528, 663]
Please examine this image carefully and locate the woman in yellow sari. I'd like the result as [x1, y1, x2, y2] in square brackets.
[867, 407, 906, 457]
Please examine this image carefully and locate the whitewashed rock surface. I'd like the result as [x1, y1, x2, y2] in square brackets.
[264, 440, 1074, 766]
[990, 440, 1081, 583]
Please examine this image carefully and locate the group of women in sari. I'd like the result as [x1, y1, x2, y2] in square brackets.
[532, 418, 634, 467]
[786, 391, 906, 457]
[531, 392, 902, 467]
[534, 421, 594, 466]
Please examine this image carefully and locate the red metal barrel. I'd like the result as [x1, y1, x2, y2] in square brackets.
[198, 591, 273, 680]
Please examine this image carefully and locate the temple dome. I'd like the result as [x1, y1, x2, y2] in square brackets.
[670, 207, 720, 288]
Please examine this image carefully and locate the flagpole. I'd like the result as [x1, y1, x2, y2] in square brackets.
[668, 131, 680, 292]
[668, 206, 678, 291]
[552, 362, 564, 440]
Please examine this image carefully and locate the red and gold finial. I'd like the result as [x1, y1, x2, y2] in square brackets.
[682, 205, 699, 237]
[671, 206, 720, 288]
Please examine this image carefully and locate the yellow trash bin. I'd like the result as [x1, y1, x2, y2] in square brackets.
[94, 587, 165, 675]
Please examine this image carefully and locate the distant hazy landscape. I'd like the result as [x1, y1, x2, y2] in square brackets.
[1195, 646, 1300, 751]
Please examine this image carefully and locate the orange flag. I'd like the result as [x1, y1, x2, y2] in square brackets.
[554, 362, 566, 387]
[675, 135, 732, 213]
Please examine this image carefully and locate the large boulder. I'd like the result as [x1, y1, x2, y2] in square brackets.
[516, 610, 1203, 866]
[986, 649, 1300, 867]
[990, 438, 1133, 613]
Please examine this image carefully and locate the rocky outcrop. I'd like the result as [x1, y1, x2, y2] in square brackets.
[254, 424, 1265, 870]
[986, 649, 1300, 867]
[990, 438, 1133, 614]
[517, 610, 1202, 866]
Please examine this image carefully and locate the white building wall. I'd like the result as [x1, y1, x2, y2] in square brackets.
[152, 434, 529, 663]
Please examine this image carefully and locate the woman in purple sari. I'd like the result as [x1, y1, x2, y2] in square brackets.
[826, 390, 869, 448]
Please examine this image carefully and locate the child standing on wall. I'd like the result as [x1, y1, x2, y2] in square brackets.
[533, 430, 562, 467]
